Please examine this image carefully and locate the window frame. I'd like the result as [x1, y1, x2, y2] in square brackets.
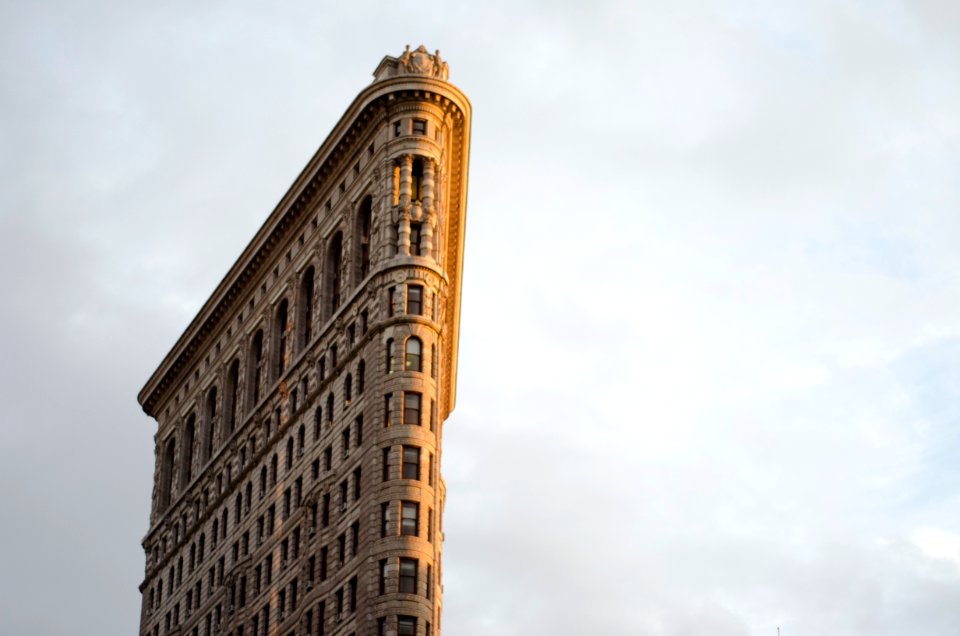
[406, 285, 423, 315]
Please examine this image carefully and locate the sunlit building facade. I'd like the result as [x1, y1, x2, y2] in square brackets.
[136, 46, 471, 636]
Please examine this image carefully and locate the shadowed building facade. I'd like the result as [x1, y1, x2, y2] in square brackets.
[136, 46, 471, 636]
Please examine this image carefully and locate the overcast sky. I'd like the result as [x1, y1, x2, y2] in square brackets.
[2, 1, 959, 634]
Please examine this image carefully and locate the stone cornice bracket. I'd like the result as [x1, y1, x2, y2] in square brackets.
[372, 45, 450, 82]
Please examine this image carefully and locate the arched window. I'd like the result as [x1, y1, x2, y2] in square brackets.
[224, 359, 240, 438]
[202, 386, 218, 463]
[270, 454, 278, 485]
[159, 437, 176, 509]
[326, 393, 334, 423]
[358, 360, 365, 395]
[248, 330, 264, 408]
[259, 466, 267, 498]
[314, 407, 322, 441]
[405, 337, 422, 372]
[275, 299, 289, 380]
[345, 373, 353, 403]
[297, 424, 305, 455]
[298, 267, 315, 350]
[356, 197, 372, 279]
[286, 437, 294, 470]
[386, 339, 395, 374]
[325, 232, 343, 318]
[180, 414, 196, 485]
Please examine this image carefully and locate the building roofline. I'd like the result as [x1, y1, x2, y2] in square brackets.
[138, 71, 471, 418]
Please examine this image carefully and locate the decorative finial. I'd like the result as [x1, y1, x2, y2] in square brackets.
[397, 44, 448, 80]
[373, 45, 450, 82]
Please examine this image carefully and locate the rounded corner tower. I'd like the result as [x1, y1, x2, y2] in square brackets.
[136, 45, 471, 636]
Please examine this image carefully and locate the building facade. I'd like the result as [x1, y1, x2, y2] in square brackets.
[136, 46, 471, 636]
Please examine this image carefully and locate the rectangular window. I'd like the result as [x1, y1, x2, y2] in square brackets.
[382, 447, 390, 481]
[398, 616, 417, 636]
[406, 285, 422, 315]
[380, 502, 390, 538]
[341, 428, 350, 459]
[403, 392, 421, 426]
[378, 559, 387, 595]
[428, 453, 434, 486]
[401, 501, 419, 536]
[355, 416, 363, 446]
[324, 446, 332, 471]
[399, 557, 417, 594]
[402, 446, 420, 480]
[353, 466, 362, 500]
[320, 547, 328, 581]
[428, 508, 434, 542]
[412, 119, 427, 135]
[410, 223, 422, 256]
[394, 121, 402, 137]
[384, 394, 393, 427]
[387, 287, 396, 317]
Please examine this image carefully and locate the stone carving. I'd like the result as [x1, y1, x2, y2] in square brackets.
[399, 45, 449, 80]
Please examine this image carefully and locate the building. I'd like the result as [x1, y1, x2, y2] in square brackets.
[136, 46, 471, 636]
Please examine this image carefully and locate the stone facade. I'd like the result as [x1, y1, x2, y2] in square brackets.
[136, 46, 471, 636]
